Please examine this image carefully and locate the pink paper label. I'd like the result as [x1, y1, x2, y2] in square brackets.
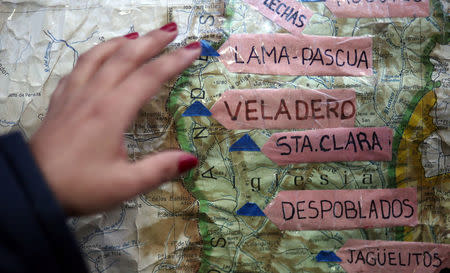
[325, 0, 429, 18]
[263, 188, 418, 230]
[244, 0, 313, 36]
[337, 239, 450, 273]
[218, 34, 373, 76]
[210, 89, 356, 129]
[261, 127, 392, 165]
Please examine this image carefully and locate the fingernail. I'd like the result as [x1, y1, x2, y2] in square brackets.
[160, 22, 177, 32]
[185, 41, 201, 50]
[124, 32, 139, 39]
[178, 154, 198, 173]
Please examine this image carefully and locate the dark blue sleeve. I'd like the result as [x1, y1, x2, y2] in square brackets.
[0, 132, 88, 273]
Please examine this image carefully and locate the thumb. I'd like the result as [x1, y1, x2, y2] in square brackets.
[127, 151, 198, 195]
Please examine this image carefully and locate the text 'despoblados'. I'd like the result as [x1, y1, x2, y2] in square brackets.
[264, 188, 418, 230]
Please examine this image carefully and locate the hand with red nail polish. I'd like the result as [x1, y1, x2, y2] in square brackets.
[124, 32, 139, 39]
[185, 41, 201, 49]
[29, 22, 201, 216]
[160, 22, 177, 32]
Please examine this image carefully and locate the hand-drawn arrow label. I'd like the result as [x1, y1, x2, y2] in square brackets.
[264, 188, 418, 230]
[325, 0, 429, 18]
[336, 239, 450, 273]
[261, 127, 392, 165]
[217, 34, 372, 76]
[210, 88, 356, 129]
[244, 0, 313, 36]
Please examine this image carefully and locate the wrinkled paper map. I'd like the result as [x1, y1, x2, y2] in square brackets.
[0, 0, 448, 272]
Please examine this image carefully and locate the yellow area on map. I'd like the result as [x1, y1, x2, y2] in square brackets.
[396, 90, 449, 243]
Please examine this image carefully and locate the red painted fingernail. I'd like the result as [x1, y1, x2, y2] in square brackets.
[178, 154, 198, 173]
[160, 22, 177, 32]
[124, 32, 139, 39]
[185, 41, 201, 50]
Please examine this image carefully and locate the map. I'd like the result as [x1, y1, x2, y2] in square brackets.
[0, 0, 448, 272]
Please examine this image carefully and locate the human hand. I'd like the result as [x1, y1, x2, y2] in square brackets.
[30, 23, 200, 216]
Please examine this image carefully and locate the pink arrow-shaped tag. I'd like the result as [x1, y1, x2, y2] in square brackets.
[263, 188, 418, 231]
[244, 0, 313, 36]
[325, 0, 429, 18]
[261, 127, 392, 165]
[337, 239, 449, 273]
[210, 88, 356, 129]
[217, 34, 372, 76]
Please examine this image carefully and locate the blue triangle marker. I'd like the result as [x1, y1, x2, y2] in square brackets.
[200, 40, 220, 56]
[182, 101, 212, 116]
[237, 202, 265, 216]
[229, 134, 260, 152]
[316, 251, 342, 262]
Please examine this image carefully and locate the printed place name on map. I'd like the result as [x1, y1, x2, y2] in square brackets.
[261, 127, 392, 165]
[218, 34, 373, 76]
[325, 0, 429, 18]
[244, 0, 313, 36]
[263, 188, 418, 230]
[337, 239, 450, 273]
[210, 89, 356, 129]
